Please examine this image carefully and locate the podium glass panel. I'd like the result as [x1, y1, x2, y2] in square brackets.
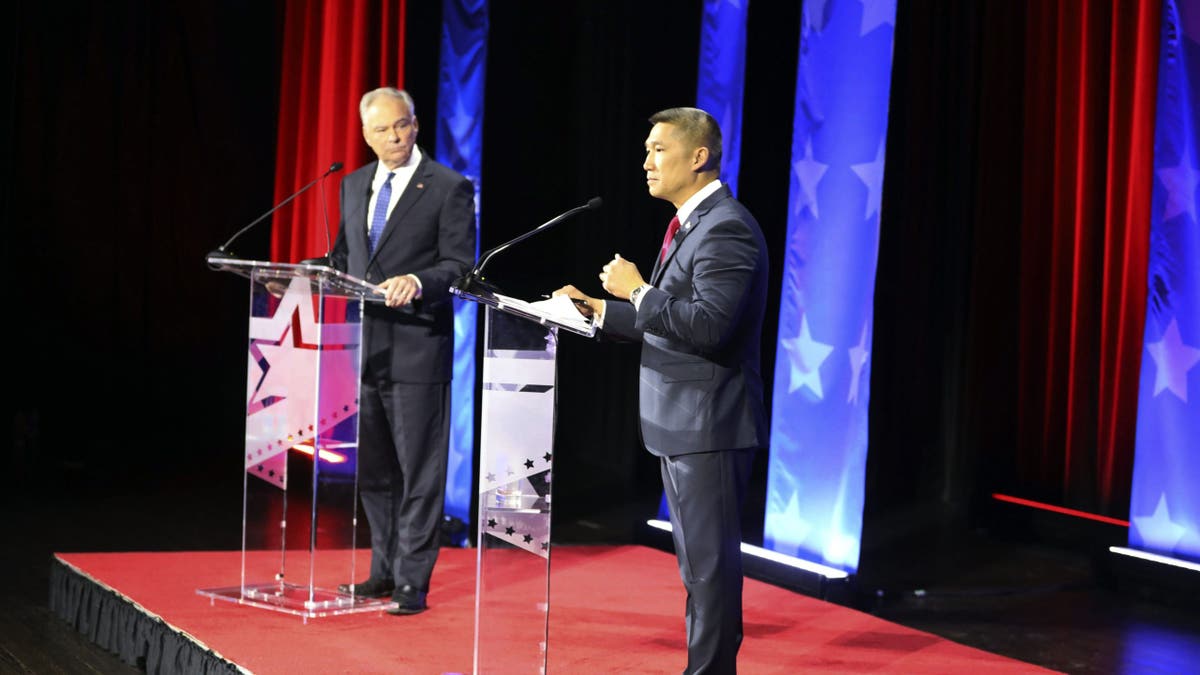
[474, 308, 557, 673]
[199, 263, 394, 618]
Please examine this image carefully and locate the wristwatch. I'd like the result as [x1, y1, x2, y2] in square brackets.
[629, 284, 649, 306]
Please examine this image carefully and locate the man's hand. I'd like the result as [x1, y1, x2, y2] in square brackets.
[552, 284, 603, 319]
[378, 274, 421, 307]
[599, 254, 645, 300]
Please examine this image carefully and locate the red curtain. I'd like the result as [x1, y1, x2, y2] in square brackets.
[1017, 0, 1159, 515]
[271, 1, 407, 263]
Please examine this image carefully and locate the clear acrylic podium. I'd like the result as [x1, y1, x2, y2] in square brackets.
[451, 283, 596, 673]
[199, 256, 393, 619]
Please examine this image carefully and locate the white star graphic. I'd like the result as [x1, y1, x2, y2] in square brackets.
[860, 0, 897, 36]
[1145, 317, 1200, 401]
[1157, 155, 1200, 223]
[782, 313, 834, 398]
[848, 321, 871, 404]
[793, 139, 828, 220]
[244, 278, 362, 483]
[765, 490, 812, 557]
[1133, 494, 1189, 551]
[851, 140, 887, 220]
[447, 94, 476, 148]
[805, 0, 831, 32]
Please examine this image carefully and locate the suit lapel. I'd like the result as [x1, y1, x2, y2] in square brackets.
[650, 185, 730, 285]
[369, 153, 433, 262]
[348, 166, 373, 254]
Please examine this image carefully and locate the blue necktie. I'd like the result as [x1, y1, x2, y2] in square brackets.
[368, 172, 395, 254]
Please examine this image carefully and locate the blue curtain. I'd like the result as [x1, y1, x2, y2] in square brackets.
[438, 0, 488, 532]
[1130, 0, 1200, 563]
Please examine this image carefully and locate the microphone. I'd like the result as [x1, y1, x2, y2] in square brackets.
[454, 197, 603, 294]
[207, 162, 344, 266]
[298, 175, 338, 267]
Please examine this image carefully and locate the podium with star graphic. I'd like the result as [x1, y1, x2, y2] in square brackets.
[451, 282, 595, 672]
[199, 257, 395, 619]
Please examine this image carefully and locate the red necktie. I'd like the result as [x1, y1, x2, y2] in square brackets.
[659, 215, 681, 263]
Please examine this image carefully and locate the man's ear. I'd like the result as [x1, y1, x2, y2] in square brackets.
[692, 146, 710, 171]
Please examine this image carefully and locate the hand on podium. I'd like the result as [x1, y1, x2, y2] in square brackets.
[552, 285, 603, 319]
[378, 274, 422, 308]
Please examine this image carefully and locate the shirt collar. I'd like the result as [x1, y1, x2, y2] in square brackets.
[676, 178, 723, 228]
[373, 145, 422, 182]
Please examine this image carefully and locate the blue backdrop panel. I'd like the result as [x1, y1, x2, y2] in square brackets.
[438, 0, 488, 529]
[657, 0, 751, 522]
[1130, 0, 1200, 563]
[696, 0, 749, 196]
[764, 0, 896, 573]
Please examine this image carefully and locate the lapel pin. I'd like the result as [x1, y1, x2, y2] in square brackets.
[416, 182, 425, 189]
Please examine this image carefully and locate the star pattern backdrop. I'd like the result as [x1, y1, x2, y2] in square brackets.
[765, 0, 896, 572]
[438, 0, 489, 530]
[1130, 0, 1200, 563]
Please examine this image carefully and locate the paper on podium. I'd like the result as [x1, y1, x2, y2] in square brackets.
[493, 293, 595, 335]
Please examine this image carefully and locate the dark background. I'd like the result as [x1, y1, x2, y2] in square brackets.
[4, 1, 1051, 569]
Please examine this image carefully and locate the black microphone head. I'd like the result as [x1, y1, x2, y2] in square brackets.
[587, 197, 603, 210]
[329, 162, 344, 174]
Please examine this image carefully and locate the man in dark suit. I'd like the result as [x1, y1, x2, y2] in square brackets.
[557, 107, 768, 673]
[329, 87, 476, 615]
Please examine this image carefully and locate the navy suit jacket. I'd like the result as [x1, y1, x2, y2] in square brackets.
[602, 185, 769, 456]
[330, 151, 476, 383]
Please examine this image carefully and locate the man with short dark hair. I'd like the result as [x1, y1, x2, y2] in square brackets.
[329, 87, 476, 615]
[557, 107, 769, 673]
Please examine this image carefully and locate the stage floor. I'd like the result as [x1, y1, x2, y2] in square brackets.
[52, 545, 1050, 674]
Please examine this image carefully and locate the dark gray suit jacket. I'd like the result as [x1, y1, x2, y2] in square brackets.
[602, 184, 769, 456]
[330, 151, 476, 383]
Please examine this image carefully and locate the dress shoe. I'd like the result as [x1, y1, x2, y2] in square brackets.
[386, 584, 428, 615]
[337, 577, 394, 598]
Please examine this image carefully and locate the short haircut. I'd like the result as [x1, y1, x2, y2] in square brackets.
[649, 107, 722, 172]
[360, 87, 416, 123]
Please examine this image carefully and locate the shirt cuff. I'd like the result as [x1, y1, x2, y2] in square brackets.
[406, 274, 423, 298]
[630, 284, 653, 310]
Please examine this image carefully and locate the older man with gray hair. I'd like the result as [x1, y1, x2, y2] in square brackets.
[329, 87, 476, 615]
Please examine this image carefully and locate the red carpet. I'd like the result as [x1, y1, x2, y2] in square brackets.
[53, 545, 1054, 674]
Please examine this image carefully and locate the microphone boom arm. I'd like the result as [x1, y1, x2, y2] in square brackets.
[209, 162, 344, 260]
[463, 197, 602, 287]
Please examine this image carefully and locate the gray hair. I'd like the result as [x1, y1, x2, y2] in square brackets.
[359, 87, 416, 123]
[649, 107, 722, 172]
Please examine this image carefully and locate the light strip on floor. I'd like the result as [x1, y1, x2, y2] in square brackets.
[646, 519, 849, 580]
[992, 493, 1130, 527]
[1109, 546, 1200, 573]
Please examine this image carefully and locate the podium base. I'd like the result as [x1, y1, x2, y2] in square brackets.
[197, 581, 397, 620]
